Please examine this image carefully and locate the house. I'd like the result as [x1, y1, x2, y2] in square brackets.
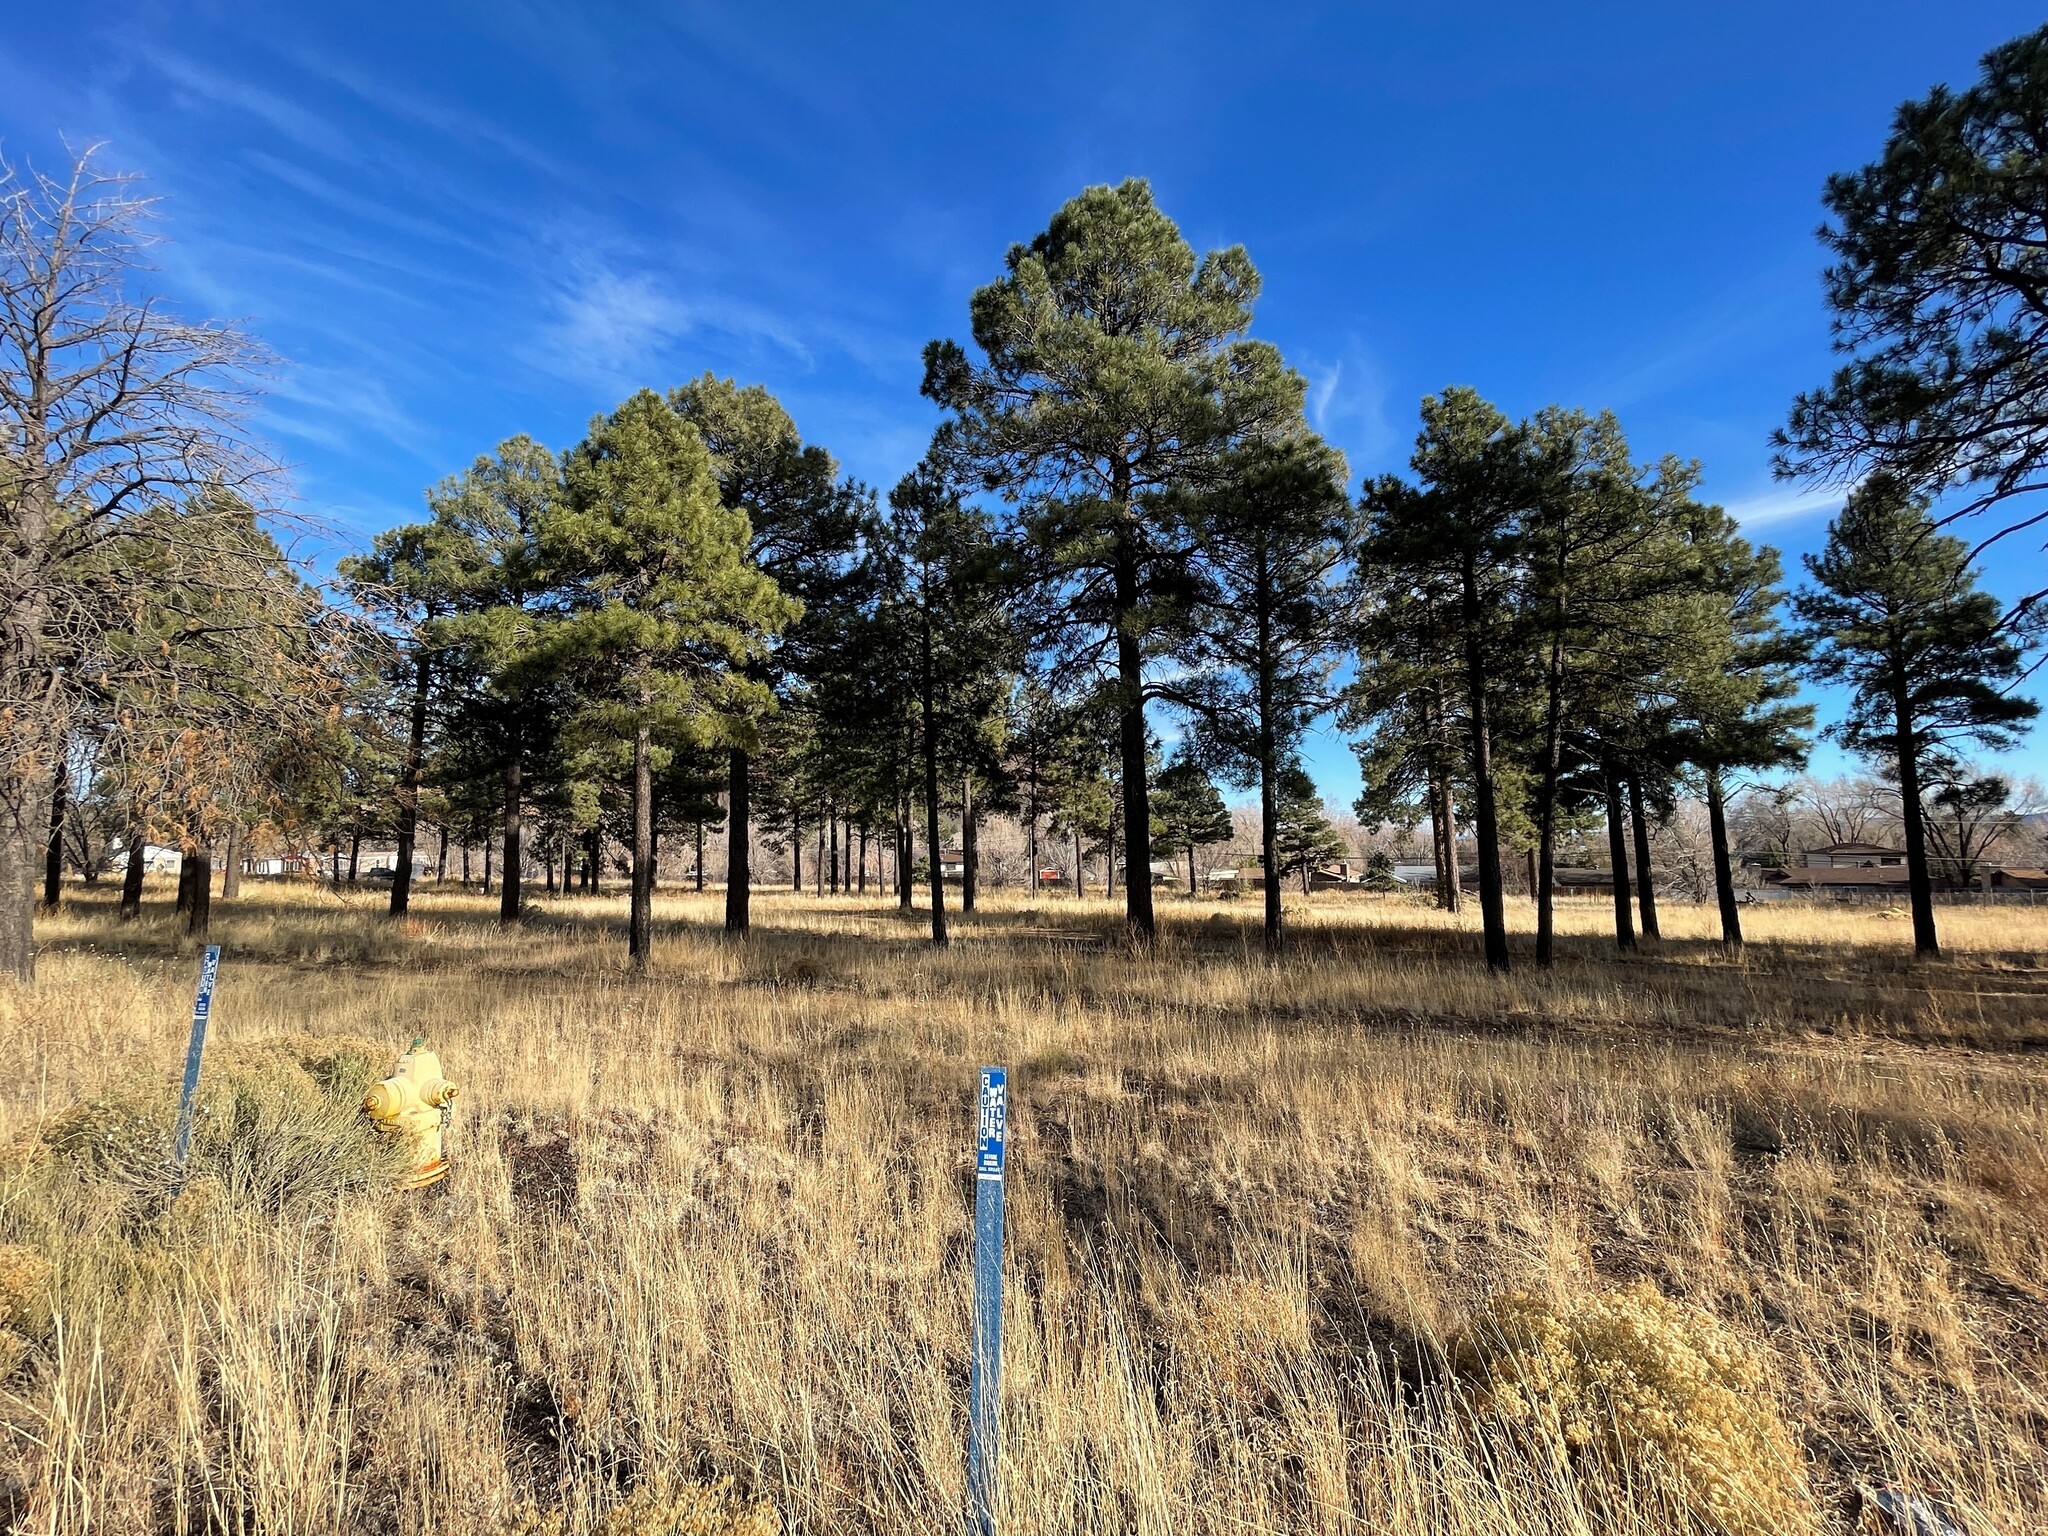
[1988, 867, 2048, 892]
[939, 849, 966, 883]
[1036, 866, 1067, 888]
[1235, 862, 1359, 891]
[1765, 865, 1909, 896]
[1113, 858, 1177, 886]
[1802, 841, 1905, 869]
[1552, 868, 1618, 897]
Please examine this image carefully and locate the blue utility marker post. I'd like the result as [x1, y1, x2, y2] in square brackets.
[967, 1065, 1007, 1536]
[171, 945, 221, 1189]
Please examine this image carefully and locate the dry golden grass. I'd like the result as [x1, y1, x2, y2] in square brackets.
[0, 879, 2043, 1535]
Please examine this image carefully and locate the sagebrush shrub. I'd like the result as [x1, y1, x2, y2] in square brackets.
[42, 1033, 405, 1212]
[1463, 1281, 1811, 1536]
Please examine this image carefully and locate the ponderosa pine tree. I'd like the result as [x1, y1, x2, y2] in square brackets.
[1273, 765, 1347, 894]
[1794, 474, 2038, 955]
[422, 437, 562, 923]
[1667, 513, 1811, 948]
[1172, 431, 1352, 950]
[338, 511, 483, 916]
[1150, 754, 1234, 897]
[1343, 567, 1468, 913]
[1358, 390, 1528, 971]
[543, 390, 794, 968]
[670, 375, 863, 937]
[922, 178, 1298, 942]
[1775, 24, 2048, 601]
[875, 460, 1017, 946]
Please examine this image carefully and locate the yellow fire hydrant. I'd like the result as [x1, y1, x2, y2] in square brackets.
[364, 1036, 459, 1190]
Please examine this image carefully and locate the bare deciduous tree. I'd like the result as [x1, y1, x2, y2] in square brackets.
[1, 145, 275, 978]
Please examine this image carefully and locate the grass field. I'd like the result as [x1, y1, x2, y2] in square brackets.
[0, 880, 2043, 1535]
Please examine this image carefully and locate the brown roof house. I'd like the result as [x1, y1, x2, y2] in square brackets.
[1801, 840, 1905, 868]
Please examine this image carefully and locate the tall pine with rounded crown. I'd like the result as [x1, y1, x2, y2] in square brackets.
[542, 391, 796, 969]
[922, 179, 1298, 942]
[1794, 474, 2038, 956]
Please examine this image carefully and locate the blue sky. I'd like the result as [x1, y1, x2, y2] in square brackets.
[5, 2, 2044, 803]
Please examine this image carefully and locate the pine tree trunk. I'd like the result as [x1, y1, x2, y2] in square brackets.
[1627, 776, 1661, 940]
[348, 824, 362, 884]
[630, 723, 653, 968]
[1074, 827, 1084, 898]
[1603, 766, 1636, 952]
[185, 835, 213, 937]
[41, 755, 65, 910]
[920, 597, 948, 947]
[176, 846, 199, 915]
[588, 827, 602, 896]
[1112, 492, 1155, 942]
[221, 824, 242, 900]
[724, 748, 751, 934]
[1437, 774, 1462, 915]
[695, 819, 706, 892]
[1458, 558, 1509, 971]
[1706, 766, 1743, 949]
[1533, 623, 1566, 963]
[482, 837, 492, 894]
[1427, 769, 1447, 906]
[1893, 682, 1940, 956]
[118, 835, 145, 921]
[391, 650, 430, 916]
[1261, 756, 1283, 955]
[898, 812, 913, 911]
[544, 846, 557, 896]
[500, 756, 523, 922]
[1189, 843, 1198, 898]
[962, 777, 978, 914]
[437, 826, 449, 883]
[858, 823, 867, 894]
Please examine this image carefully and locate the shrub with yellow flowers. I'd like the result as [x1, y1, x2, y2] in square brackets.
[1462, 1281, 1812, 1536]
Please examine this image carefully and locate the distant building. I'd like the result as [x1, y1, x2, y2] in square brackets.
[1802, 841, 1905, 868]
[1987, 867, 2048, 892]
[1552, 868, 1619, 898]
[1765, 865, 1909, 895]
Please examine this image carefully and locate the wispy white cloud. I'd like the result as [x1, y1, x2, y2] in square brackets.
[1297, 341, 1397, 479]
[146, 51, 358, 164]
[526, 258, 816, 391]
[1721, 484, 1841, 528]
